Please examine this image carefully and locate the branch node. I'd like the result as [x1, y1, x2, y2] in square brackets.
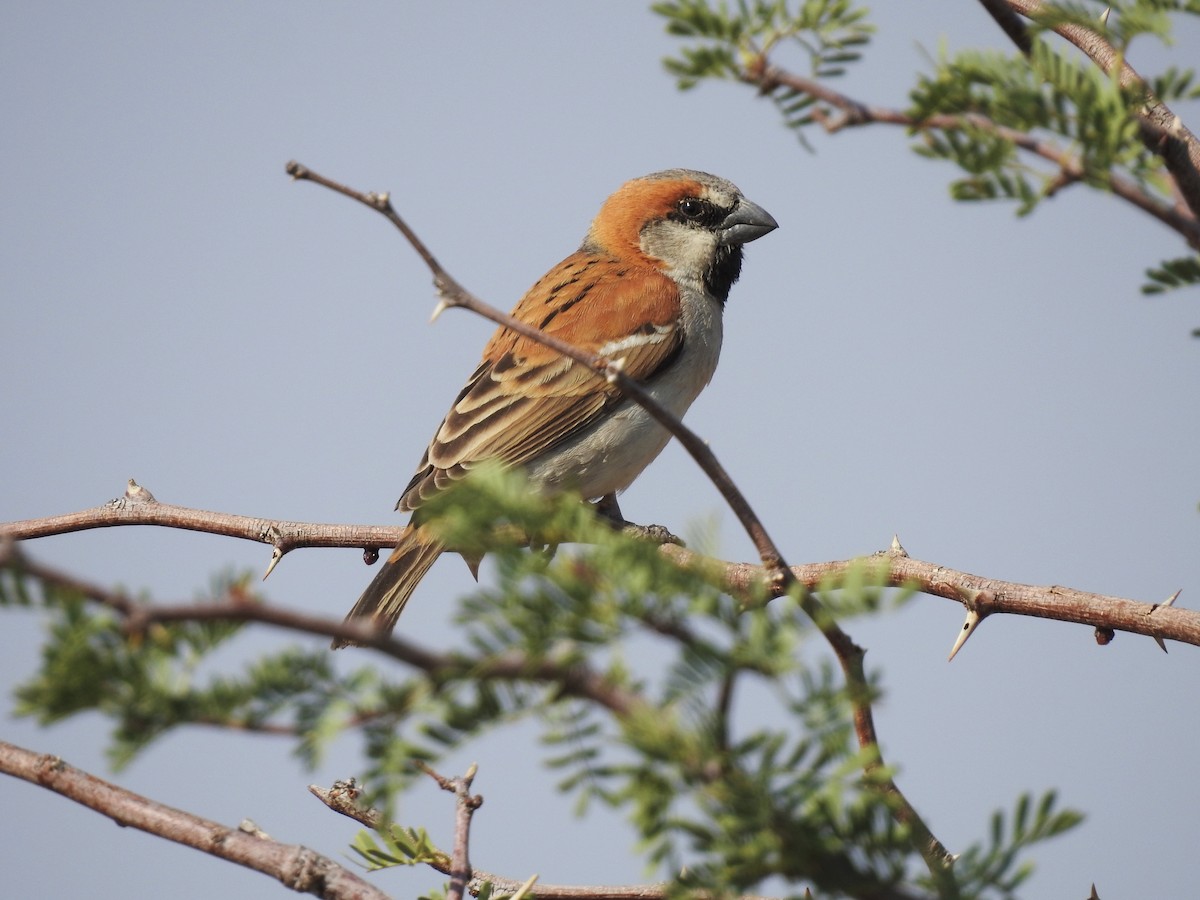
[107, 478, 159, 510]
[604, 356, 626, 383]
[238, 819, 272, 839]
[1150, 588, 1181, 613]
[259, 524, 284, 580]
[509, 873, 540, 900]
[125, 478, 157, 504]
[1149, 588, 1181, 652]
[309, 779, 382, 829]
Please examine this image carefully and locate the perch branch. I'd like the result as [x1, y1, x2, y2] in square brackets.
[6, 528, 1196, 649]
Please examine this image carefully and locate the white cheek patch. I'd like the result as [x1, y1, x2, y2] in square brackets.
[639, 220, 721, 282]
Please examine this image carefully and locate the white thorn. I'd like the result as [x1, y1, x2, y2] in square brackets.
[262, 545, 283, 581]
[430, 298, 449, 323]
[948, 608, 982, 662]
[889, 533, 908, 557]
[1099, 7, 1111, 26]
[1151, 589, 1180, 652]
[509, 874, 539, 900]
[124, 478, 157, 503]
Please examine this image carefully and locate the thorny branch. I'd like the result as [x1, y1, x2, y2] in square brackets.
[313, 778, 920, 900]
[5, 532, 1195, 656]
[0, 739, 390, 900]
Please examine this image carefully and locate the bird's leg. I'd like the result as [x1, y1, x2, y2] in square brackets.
[594, 493, 626, 526]
[591, 493, 685, 547]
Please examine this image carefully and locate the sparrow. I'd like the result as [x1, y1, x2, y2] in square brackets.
[335, 169, 777, 647]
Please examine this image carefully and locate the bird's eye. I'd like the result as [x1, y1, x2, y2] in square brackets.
[678, 197, 708, 220]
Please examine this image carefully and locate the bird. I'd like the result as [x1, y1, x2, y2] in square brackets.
[335, 169, 777, 647]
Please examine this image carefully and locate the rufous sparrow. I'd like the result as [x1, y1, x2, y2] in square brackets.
[336, 169, 776, 647]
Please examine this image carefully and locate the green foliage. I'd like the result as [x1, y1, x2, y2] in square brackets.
[910, 38, 1161, 211]
[1031, 0, 1200, 53]
[350, 825, 447, 871]
[656, 0, 1200, 298]
[349, 826, 503, 900]
[3, 567, 267, 770]
[1143, 254, 1200, 293]
[655, 0, 873, 87]
[4, 467, 1084, 897]
[947, 791, 1085, 898]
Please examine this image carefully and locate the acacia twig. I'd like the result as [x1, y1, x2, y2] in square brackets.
[311, 780, 892, 900]
[741, 60, 1200, 248]
[0, 497, 406, 562]
[416, 763, 482, 900]
[0, 740, 389, 900]
[996, 0, 1200, 227]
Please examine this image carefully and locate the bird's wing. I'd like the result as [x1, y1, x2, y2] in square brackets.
[398, 252, 682, 510]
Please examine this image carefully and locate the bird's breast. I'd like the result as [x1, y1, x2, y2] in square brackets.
[524, 286, 724, 498]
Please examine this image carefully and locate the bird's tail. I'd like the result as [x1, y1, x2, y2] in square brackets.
[333, 523, 443, 648]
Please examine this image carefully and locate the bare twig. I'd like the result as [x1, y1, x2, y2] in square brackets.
[658, 543, 1199, 651]
[416, 763, 482, 900]
[0, 740, 390, 900]
[0, 497, 407, 571]
[0, 488, 679, 583]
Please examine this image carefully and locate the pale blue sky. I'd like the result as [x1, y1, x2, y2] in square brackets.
[3, 3, 1198, 898]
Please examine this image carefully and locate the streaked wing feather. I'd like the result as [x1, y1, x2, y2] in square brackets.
[398, 254, 682, 512]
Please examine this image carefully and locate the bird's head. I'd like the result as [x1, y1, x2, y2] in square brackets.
[582, 169, 778, 303]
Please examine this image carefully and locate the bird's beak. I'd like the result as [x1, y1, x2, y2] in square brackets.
[719, 199, 778, 245]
